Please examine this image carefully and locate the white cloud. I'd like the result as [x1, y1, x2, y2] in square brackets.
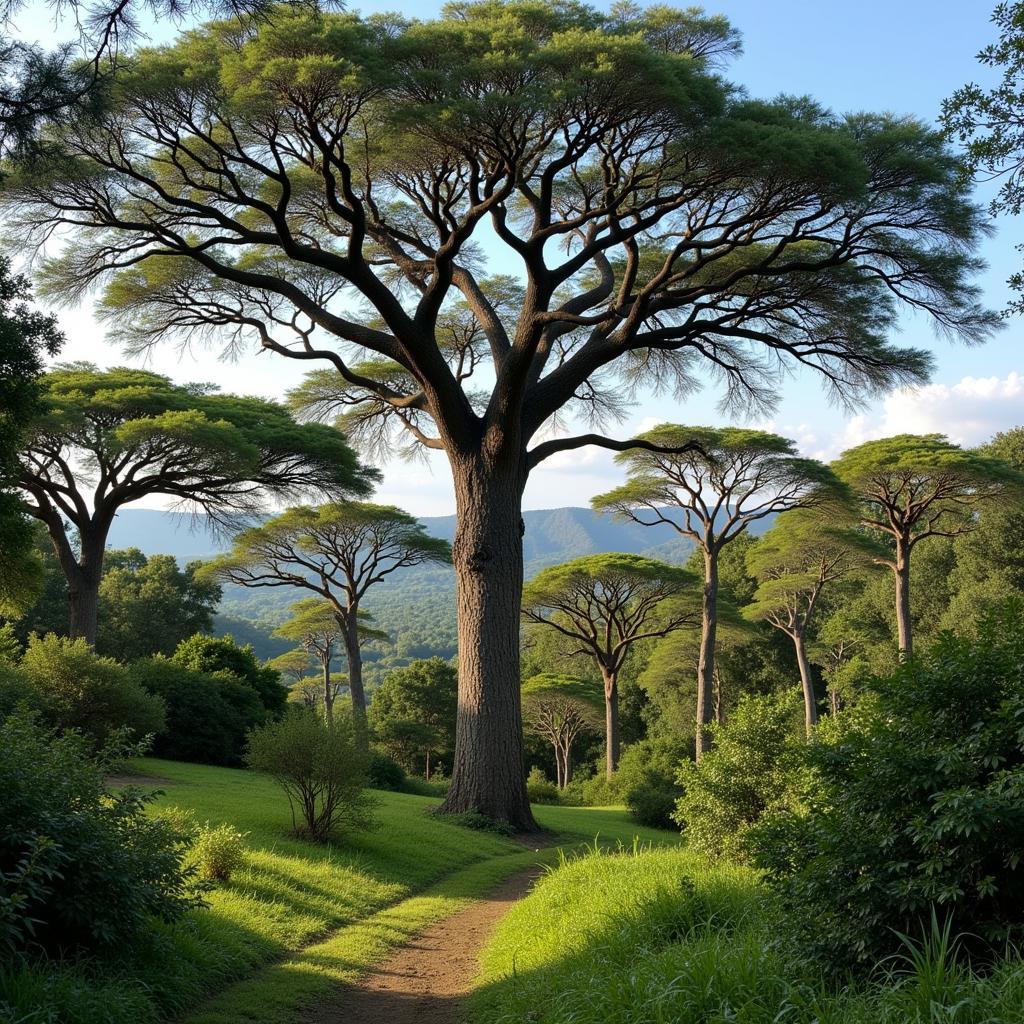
[835, 372, 1024, 454]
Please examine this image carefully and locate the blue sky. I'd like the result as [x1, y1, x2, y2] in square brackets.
[20, 0, 1024, 515]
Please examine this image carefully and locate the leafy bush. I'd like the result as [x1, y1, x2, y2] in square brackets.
[191, 823, 247, 882]
[0, 713, 197, 954]
[526, 767, 560, 804]
[171, 633, 287, 714]
[617, 736, 690, 829]
[129, 657, 267, 766]
[579, 771, 623, 807]
[366, 748, 407, 791]
[751, 603, 1024, 972]
[0, 662, 49, 721]
[246, 709, 374, 841]
[674, 690, 803, 861]
[445, 811, 516, 836]
[19, 633, 165, 743]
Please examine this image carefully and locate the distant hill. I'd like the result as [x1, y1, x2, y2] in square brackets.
[107, 505, 770, 676]
[106, 505, 699, 569]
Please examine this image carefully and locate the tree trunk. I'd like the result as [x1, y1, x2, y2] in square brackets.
[602, 668, 619, 778]
[695, 547, 719, 760]
[793, 630, 818, 737]
[322, 659, 334, 728]
[439, 456, 536, 830]
[342, 612, 368, 749]
[563, 745, 573, 786]
[425, 748, 431, 781]
[553, 743, 563, 789]
[63, 525, 107, 645]
[894, 538, 913, 657]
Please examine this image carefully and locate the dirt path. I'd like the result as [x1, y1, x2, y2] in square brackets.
[308, 868, 539, 1024]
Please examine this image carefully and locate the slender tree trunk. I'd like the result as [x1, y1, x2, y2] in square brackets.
[425, 748, 431, 781]
[322, 658, 334, 728]
[564, 744, 573, 785]
[695, 547, 719, 760]
[553, 743, 563, 789]
[440, 456, 536, 830]
[894, 538, 913, 657]
[342, 613, 368, 749]
[793, 630, 818, 736]
[602, 668, 619, 778]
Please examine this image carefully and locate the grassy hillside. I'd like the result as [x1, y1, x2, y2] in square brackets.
[0, 759, 677, 1024]
[472, 847, 1024, 1024]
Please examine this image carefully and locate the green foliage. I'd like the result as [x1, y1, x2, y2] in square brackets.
[96, 549, 221, 661]
[128, 657, 267, 766]
[191, 823, 247, 882]
[246, 709, 374, 842]
[751, 602, 1024, 972]
[171, 632, 287, 714]
[370, 657, 457, 776]
[0, 623, 21, 662]
[366, 748, 407, 791]
[674, 690, 805, 862]
[20, 633, 165, 743]
[0, 258, 62, 618]
[0, 714, 197, 954]
[616, 735, 691, 829]
[526, 767, 561, 805]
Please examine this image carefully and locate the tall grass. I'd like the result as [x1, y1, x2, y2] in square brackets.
[471, 846, 1024, 1024]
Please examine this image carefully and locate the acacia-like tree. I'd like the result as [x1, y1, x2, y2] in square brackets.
[831, 434, 1024, 657]
[744, 509, 883, 735]
[521, 673, 602, 789]
[266, 647, 314, 688]
[4, 3, 997, 824]
[206, 502, 448, 741]
[273, 597, 344, 725]
[593, 425, 840, 757]
[522, 554, 700, 777]
[14, 365, 372, 643]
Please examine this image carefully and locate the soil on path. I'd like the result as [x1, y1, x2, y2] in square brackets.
[308, 867, 540, 1024]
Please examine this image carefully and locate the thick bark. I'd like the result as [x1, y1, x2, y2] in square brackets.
[439, 457, 536, 830]
[894, 537, 913, 657]
[793, 630, 818, 736]
[54, 522, 107, 645]
[602, 667, 619, 778]
[342, 613, 368, 749]
[695, 547, 719, 760]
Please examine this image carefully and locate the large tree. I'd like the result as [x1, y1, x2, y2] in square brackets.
[593, 425, 840, 757]
[522, 554, 701, 776]
[205, 502, 449, 742]
[744, 509, 882, 734]
[13, 364, 371, 643]
[831, 434, 1023, 657]
[3, 3, 997, 825]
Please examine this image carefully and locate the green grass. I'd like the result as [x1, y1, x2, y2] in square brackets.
[0, 758, 680, 1024]
[471, 845, 1024, 1024]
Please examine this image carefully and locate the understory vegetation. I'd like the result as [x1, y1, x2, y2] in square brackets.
[473, 846, 1024, 1024]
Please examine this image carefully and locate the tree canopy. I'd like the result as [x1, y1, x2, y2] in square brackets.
[2, 0, 1000, 827]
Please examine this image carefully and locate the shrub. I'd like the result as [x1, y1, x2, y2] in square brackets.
[366, 748, 407, 791]
[171, 633, 287, 714]
[19, 633, 165, 743]
[751, 603, 1024, 972]
[246, 709, 374, 842]
[445, 811, 516, 836]
[580, 770, 624, 807]
[191, 823, 247, 882]
[673, 690, 804, 862]
[617, 736, 691, 829]
[0, 662, 49, 722]
[526, 767, 560, 804]
[129, 657, 267, 766]
[0, 713, 197, 954]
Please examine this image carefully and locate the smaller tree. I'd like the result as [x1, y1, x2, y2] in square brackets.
[205, 503, 451, 744]
[246, 709, 374, 842]
[97, 549, 221, 662]
[273, 599, 344, 726]
[521, 673, 603, 789]
[171, 633, 286, 715]
[594, 426, 841, 757]
[744, 510, 884, 734]
[265, 648, 313, 688]
[522, 555, 702, 777]
[370, 658, 457, 780]
[832, 434, 1024, 655]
